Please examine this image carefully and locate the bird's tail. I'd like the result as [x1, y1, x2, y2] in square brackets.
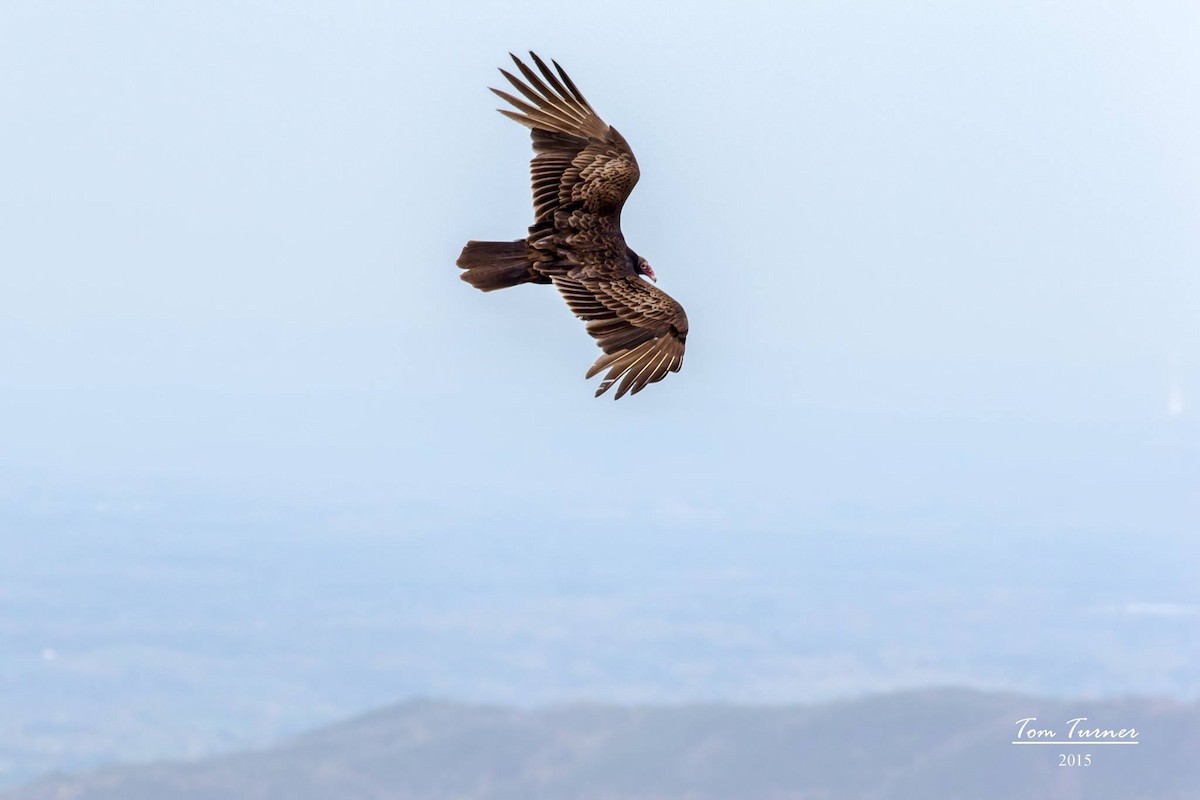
[456, 239, 535, 292]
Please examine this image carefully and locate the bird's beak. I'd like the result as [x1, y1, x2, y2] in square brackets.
[643, 265, 657, 282]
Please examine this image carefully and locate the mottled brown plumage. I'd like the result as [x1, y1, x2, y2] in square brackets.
[457, 53, 688, 399]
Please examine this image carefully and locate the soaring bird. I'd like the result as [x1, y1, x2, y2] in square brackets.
[457, 53, 688, 399]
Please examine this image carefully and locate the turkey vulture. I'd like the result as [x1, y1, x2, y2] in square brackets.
[457, 53, 688, 399]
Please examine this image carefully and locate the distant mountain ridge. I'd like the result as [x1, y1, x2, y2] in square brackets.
[5, 688, 1197, 800]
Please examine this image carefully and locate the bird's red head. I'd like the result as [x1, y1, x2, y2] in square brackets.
[636, 255, 656, 283]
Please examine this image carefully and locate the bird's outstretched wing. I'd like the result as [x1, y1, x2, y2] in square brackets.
[492, 53, 640, 235]
[554, 276, 688, 399]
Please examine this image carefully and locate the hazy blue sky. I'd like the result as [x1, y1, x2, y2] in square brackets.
[1, 0, 1197, 532]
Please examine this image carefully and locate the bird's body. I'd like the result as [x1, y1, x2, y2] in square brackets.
[457, 53, 688, 399]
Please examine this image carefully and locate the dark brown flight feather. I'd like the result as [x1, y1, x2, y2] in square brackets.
[456, 53, 688, 399]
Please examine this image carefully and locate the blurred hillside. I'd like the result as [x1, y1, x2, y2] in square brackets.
[5, 689, 1196, 800]
[3, 492, 1197, 787]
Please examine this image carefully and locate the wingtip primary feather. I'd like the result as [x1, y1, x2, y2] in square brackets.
[528, 52, 573, 103]
[551, 58, 593, 110]
[490, 87, 579, 131]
